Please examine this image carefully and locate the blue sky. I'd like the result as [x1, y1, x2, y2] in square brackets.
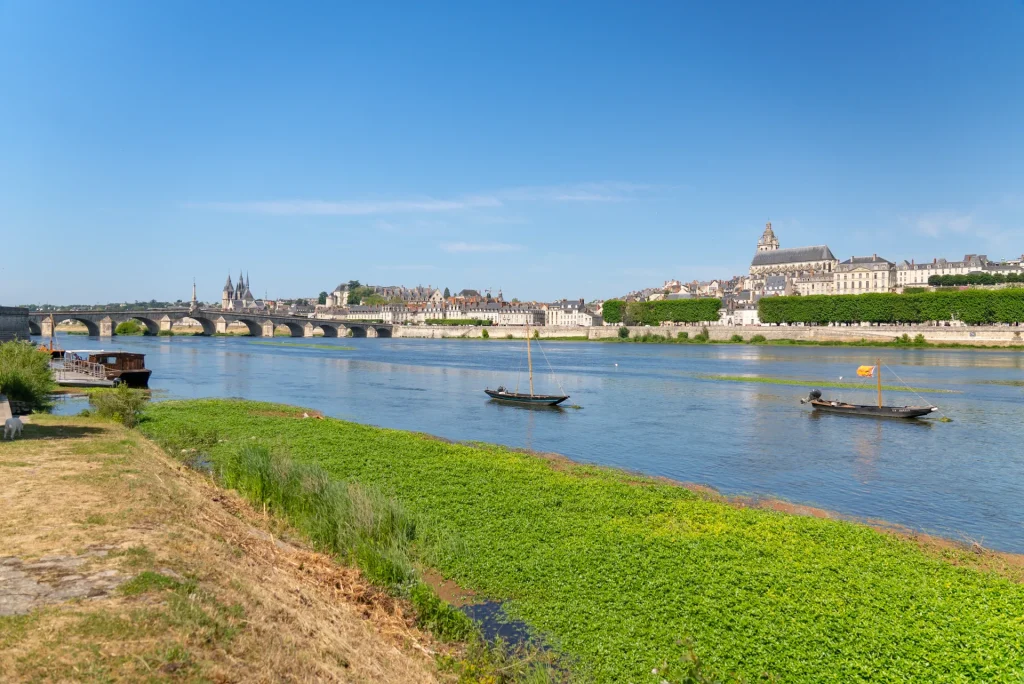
[2, 1, 1021, 304]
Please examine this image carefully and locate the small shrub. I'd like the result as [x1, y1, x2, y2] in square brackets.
[506, 334, 513, 340]
[750, 334, 767, 344]
[677, 331, 689, 341]
[0, 341, 56, 411]
[693, 326, 710, 343]
[618, 326, 630, 339]
[533, 329, 539, 339]
[114, 320, 145, 335]
[157, 329, 174, 337]
[481, 329, 489, 339]
[729, 334, 744, 343]
[914, 333, 927, 346]
[88, 384, 149, 428]
[409, 581, 475, 641]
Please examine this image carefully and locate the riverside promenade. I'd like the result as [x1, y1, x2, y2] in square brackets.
[391, 323, 1024, 346]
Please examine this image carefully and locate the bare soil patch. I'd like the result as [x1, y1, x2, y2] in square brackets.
[0, 416, 443, 682]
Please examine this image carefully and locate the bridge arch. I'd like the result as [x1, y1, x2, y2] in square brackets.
[232, 318, 263, 336]
[58, 317, 101, 337]
[373, 326, 392, 338]
[114, 316, 160, 335]
[28, 320, 41, 335]
[276, 321, 305, 337]
[311, 323, 340, 338]
[348, 325, 367, 338]
[172, 316, 216, 336]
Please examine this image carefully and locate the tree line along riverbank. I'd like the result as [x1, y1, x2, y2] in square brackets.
[137, 399, 1024, 683]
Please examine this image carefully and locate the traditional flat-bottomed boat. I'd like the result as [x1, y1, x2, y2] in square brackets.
[801, 359, 937, 419]
[484, 323, 569, 407]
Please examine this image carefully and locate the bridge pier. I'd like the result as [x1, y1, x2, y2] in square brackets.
[41, 318, 54, 337]
[366, 326, 378, 338]
[160, 316, 173, 333]
[303, 323, 315, 338]
[99, 317, 114, 337]
[262, 320, 275, 337]
[215, 317, 228, 335]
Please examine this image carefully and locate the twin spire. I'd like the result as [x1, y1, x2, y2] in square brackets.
[223, 271, 253, 300]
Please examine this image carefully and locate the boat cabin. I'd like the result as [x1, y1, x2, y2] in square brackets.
[84, 351, 147, 371]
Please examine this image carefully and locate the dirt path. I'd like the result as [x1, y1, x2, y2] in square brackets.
[0, 416, 443, 682]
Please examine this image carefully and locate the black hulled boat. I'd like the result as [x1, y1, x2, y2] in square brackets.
[800, 359, 937, 419]
[485, 323, 569, 407]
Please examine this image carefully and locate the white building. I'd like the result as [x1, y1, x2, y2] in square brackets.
[894, 254, 1024, 287]
[834, 255, 895, 294]
[544, 299, 601, 326]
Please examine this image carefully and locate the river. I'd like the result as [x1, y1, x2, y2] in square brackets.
[45, 333, 1024, 552]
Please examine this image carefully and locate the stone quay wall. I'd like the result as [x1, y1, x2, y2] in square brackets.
[393, 325, 592, 340]
[591, 324, 1024, 346]
[394, 323, 1024, 346]
[0, 306, 31, 343]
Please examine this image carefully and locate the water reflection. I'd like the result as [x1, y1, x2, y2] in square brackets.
[40, 333, 1024, 552]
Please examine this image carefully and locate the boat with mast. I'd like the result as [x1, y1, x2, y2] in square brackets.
[484, 322, 569, 406]
[800, 358, 938, 419]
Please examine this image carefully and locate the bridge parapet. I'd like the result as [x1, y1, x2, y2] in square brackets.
[29, 309, 392, 338]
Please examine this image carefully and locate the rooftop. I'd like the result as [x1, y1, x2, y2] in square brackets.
[751, 245, 836, 267]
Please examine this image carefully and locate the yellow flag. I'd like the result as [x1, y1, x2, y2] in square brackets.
[856, 365, 875, 377]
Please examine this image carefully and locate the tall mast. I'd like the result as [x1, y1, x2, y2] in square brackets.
[876, 357, 882, 408]
[526, 321, 534, 396]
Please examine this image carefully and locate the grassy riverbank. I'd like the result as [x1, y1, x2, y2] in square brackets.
[141, 399, 1024, 683]
[0, 416, 445, 681]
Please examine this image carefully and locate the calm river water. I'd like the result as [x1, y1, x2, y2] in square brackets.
[45, 334, 1024, 552]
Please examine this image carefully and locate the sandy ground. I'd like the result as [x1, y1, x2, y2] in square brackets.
[0, 415, 443, 682]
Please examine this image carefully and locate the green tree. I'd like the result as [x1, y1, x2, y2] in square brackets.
[0, 341, 56, 411]
[443, 287, 451, 299]
[318, 291, 328, 305]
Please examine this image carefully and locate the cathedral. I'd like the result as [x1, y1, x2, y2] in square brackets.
[748, 222, 837, 281]
[221, 271, 262, 311]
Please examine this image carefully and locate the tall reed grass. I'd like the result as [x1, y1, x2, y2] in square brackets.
[218, 443, 470, 637]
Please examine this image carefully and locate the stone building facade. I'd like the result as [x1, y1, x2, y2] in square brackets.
[834, 255, 895, 294]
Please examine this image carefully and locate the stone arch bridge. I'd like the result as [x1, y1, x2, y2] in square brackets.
[28, 309, 392, 339]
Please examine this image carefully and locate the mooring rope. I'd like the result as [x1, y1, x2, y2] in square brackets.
[882, 361, 952, 421]
[534, 337, 567, 396]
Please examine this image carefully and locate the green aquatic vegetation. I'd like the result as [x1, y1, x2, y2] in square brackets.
[141, 399, 1024, 683]
[698, 374, 957, 393]
[250, 341, 356, 351]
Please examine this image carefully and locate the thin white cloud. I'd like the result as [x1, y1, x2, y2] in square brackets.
[187, 181, 659, 217]
[191, 197, 500, 216]
[441, 242, 524, 253]
[375, 264, 437, 271]
[908, 211, 975, 239]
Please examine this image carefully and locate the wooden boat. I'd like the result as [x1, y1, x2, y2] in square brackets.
[485, 323, 569, 407]
[484, 387, 569, 406]
[801, 359, 937, 419]
[65, 351, 152, 388]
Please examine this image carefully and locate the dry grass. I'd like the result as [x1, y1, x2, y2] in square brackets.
[0, 415, 443, 682]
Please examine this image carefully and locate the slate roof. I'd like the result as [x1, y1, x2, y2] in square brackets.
[842, 255, 893, 266]
[751, 245, 836, 266]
